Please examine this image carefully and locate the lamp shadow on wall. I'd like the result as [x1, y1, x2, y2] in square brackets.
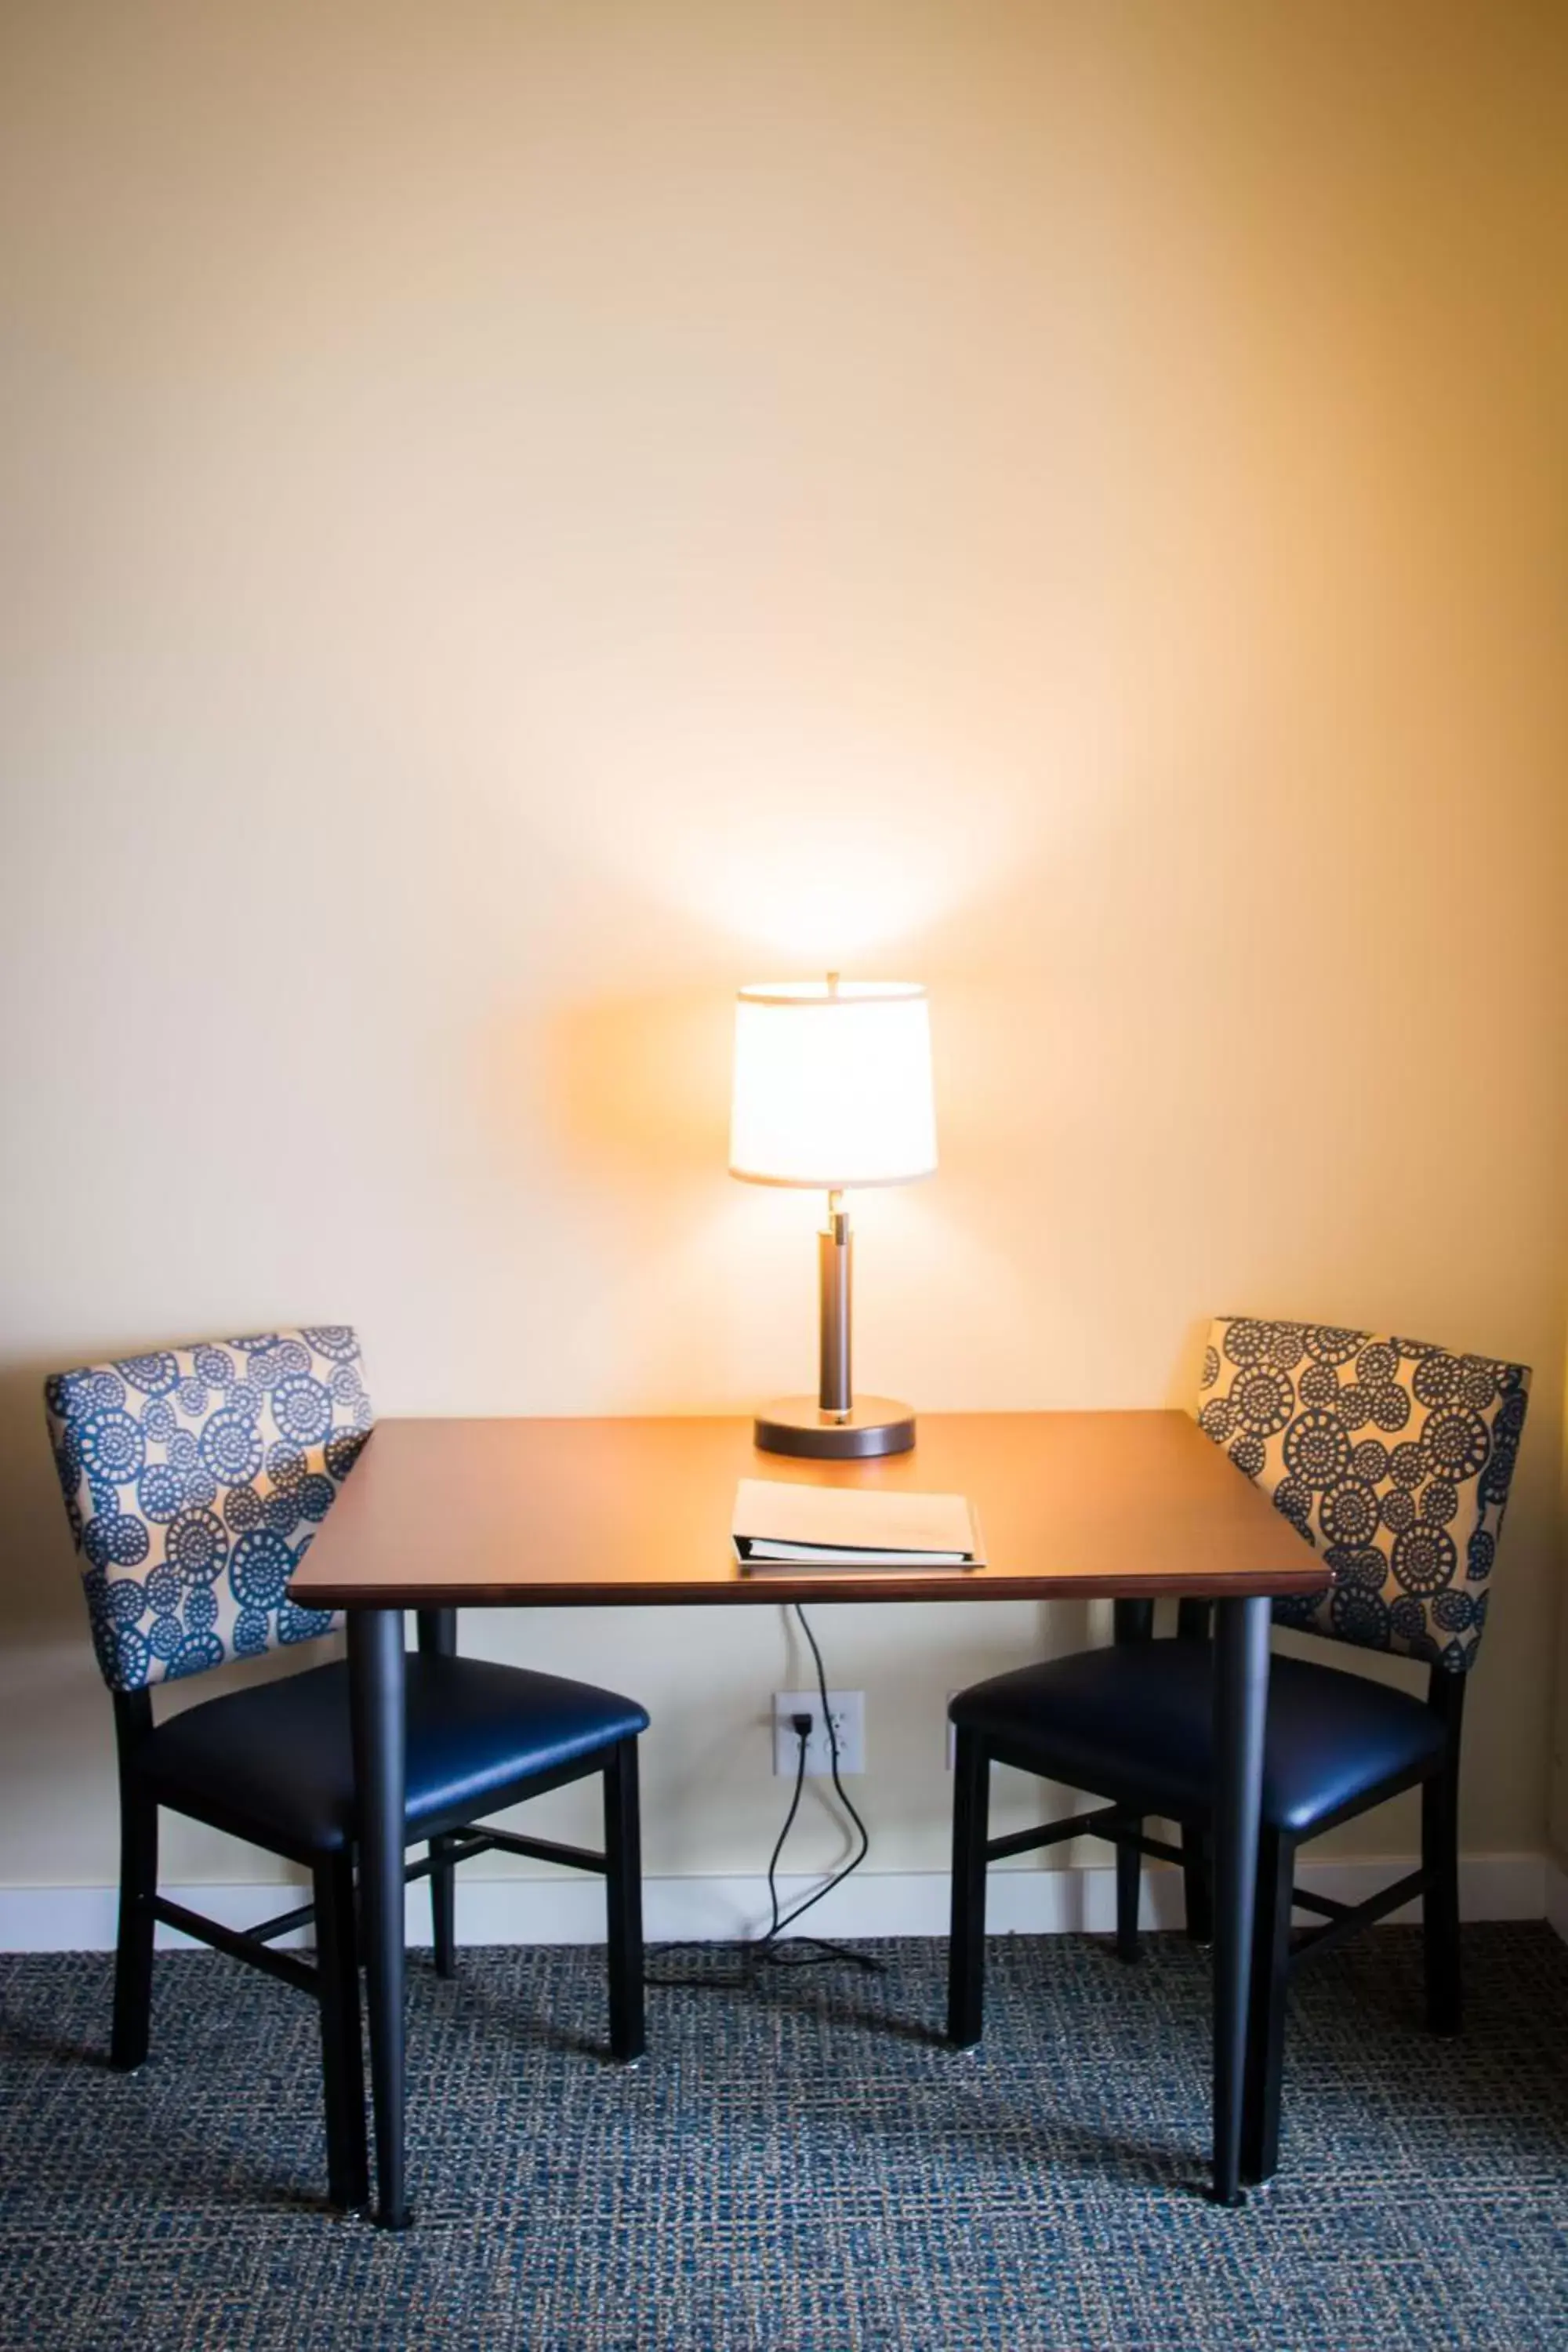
[470, 983, 765, 1406]
[475, 984, 732, 1193]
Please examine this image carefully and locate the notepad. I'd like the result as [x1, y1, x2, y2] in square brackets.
[731, 1479, 984, 1570]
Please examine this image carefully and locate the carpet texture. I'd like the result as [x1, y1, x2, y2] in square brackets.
[2, 1926, 1565, 2350]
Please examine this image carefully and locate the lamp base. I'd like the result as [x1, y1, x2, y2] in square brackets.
[753, 1396, 916, 1460]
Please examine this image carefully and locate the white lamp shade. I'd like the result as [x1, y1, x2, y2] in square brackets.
[728, 981, 938, 1189]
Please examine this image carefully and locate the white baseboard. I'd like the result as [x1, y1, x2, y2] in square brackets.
[1547, 1859, 1568, 1946]
[0, 1853, 1549, 1954]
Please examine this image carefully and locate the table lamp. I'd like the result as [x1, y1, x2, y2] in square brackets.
[729, 975, 937, 1457]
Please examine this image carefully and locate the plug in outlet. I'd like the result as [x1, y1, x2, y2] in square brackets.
[773, 1690, 865, 1777]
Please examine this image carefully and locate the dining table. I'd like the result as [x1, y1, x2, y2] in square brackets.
[287, 1408, 1326, 2228]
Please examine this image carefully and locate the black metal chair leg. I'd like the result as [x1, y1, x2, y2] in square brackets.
[1115, 1821, 1142, 1962]
[314, 1853, 368, 2212]
[419, 1610, 460, 1982]
[111, 1775, 158, 2072]
[1241, 1829, 1294, 2186]
[604, 1738, 644, 2062]
[429, 1835, 457, 1979]
[1182, 1827, 1213, 1944]
[1174, 1601, 1215, 1946]
[1210, 1592, 1272, 2207]
[947, 1726, 990, 2046]
[347, 1606, 411, 2231]
[1422, 1757, 1462, 2036]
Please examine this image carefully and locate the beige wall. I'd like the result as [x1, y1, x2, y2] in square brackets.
[2, 2, 1566, 1900]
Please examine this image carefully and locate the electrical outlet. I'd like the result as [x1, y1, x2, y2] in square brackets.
[773, 1690, 866, 1777]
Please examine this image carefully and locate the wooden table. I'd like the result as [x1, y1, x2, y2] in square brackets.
[289, 1411, 1324, 2227]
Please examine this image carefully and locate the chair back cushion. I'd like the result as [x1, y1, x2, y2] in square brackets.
[1197, 1316, 1528, 1673]
[43, 1328, 373, 1693]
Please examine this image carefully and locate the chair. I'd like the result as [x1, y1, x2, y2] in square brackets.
[43, 1328, 649, 2212]
[946, 1316, 1530, 2183]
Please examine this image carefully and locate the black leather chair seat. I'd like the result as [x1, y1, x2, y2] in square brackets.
[146, 1655, 650, 1854]
[950, 1639, 1446, 1835]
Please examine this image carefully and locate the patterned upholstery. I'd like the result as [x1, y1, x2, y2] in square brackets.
[43, 1329, 373, 1693]
[1196, 1316, 1529, 1674]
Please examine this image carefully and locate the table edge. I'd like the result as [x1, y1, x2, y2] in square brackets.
[289, 1566, 1328, 1609]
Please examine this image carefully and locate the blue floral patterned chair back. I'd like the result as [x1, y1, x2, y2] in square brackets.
[43, 1329, 374, 1693]
[1196, 1317, 1528, 1675]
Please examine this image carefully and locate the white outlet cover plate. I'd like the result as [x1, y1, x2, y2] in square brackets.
[772, 1690, 866, 1777]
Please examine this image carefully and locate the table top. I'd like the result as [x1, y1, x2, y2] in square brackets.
[286, 1410, 1327, 1610]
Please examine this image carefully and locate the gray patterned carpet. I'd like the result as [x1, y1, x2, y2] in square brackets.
[1, 1926, 1565, 2350]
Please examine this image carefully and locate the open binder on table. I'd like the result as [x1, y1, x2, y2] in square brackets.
[731, 1478, 985, 1572]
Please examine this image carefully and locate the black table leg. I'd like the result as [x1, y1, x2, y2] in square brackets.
[1210, 1593, 1270, 2207]
[348, 1607, 410, 2230]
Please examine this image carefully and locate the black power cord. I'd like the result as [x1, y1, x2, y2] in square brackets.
[646, 1603, 884, 1989]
